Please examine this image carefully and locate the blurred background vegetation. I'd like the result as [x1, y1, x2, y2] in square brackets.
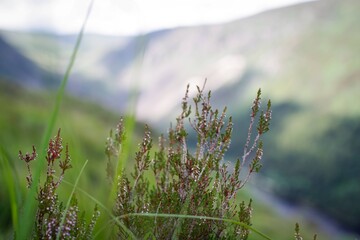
[0, 0, 359, 239]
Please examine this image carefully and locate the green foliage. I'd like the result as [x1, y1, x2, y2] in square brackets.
[108, 84, 272, 239]
[265, 117, 360, 233]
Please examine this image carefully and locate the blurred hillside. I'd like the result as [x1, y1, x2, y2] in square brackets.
[1, 0, 359, 121]
[0, 0, 359, 236]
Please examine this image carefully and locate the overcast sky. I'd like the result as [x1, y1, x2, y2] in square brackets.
[0, 0, 312, 36]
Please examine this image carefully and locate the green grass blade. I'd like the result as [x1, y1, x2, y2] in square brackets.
[42, 0, 95, 147]
[16, 1, 95, 238]
[118, 213, 273, 240]
[56, 160, 88, 240]
[108, 35, 147, 204]
[59, 178, 137, 239]
[171, 190, 192, 240]
[0, 146, 19, 230]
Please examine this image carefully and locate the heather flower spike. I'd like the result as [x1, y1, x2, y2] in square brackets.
[46, 128, 63, 166]
[20, 129, 99, 239]
[105, 117, 125, 182]
[19, 145, 37, 163]
[19, 145, 37, 188]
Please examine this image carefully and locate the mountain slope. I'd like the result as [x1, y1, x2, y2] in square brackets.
[2, 0, 358, 122]
[97, 0, 360, 122]
[0, 36, 55, 87]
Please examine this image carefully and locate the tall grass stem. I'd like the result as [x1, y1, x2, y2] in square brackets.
[0, 146, 19, 231]
[16, 0, 94, 238]
[56, 160, 88, 240]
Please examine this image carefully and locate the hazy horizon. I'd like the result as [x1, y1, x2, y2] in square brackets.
[0, 0, 314, 36]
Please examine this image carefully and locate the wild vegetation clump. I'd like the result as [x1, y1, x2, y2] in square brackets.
[19, 129, 100, 239]
[106, 84, 272, 239]
[17, 83, 319, 239]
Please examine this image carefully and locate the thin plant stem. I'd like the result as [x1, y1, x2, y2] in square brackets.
[56, 160, 88, 240]
[16, 0, 95, 238]
[58, 178, 137, 239]
[0, 146, 19, 230]
[117, 213, 272, 240]
[108, 34, 148, 204]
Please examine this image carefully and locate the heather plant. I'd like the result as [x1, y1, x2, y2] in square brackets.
[106, 84, 272, 239]
[19, 129, 100, 239]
